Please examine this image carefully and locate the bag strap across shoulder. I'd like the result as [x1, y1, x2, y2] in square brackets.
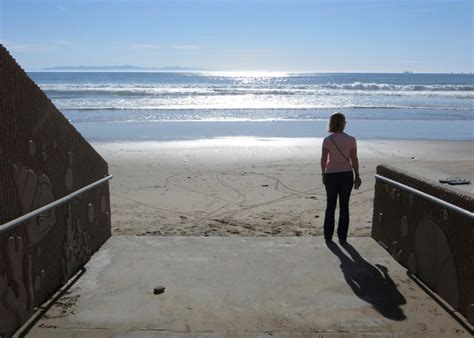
[329, 136, 350, 163]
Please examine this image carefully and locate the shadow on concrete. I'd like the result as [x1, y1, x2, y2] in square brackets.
[17, 268, 86, 337]
[326, 241, 407, 321]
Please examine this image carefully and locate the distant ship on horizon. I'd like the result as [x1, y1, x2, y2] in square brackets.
[403, 70, 413, 74]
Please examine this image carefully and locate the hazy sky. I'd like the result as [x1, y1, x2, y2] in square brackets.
[1, 0, 472, 72]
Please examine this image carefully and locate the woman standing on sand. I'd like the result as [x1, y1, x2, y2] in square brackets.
[321, 112, 361, 244]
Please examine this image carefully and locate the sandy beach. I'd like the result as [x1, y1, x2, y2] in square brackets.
[93, 138, 473, 237]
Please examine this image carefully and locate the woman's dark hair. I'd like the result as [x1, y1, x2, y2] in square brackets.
[328, 112, 346, 132]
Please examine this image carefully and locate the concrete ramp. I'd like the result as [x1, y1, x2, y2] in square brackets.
[23, 236, 471, 337]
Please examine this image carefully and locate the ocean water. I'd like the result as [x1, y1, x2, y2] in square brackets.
[28, 72, 474, 141]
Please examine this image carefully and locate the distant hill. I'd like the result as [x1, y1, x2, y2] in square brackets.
[39, 65, 206, 71]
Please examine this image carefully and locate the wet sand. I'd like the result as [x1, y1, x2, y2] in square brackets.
[93, 138, 473, 237]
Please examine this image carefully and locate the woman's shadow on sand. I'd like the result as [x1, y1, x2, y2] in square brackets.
[326, 241, 407, 321]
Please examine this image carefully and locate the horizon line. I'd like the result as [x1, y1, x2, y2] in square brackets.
[26, 69, 474, 75]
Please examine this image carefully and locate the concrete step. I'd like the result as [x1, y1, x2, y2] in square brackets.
[22, 236, 471, 337]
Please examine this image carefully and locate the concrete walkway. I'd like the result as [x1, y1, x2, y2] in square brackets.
[23, 236, 470, 337]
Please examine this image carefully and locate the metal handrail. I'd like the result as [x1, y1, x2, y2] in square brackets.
[0, 175, 113, 234]
[375, 174, 474, 220]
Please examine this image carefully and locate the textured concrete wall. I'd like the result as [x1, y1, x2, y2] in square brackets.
[0, 45, 111, 337]
[372, 164, 474, 326]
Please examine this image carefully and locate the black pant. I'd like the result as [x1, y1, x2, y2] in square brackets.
[324, 171, 353, 241]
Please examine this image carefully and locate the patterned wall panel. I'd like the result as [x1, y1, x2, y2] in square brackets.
[0, 45, 111, 337]
[372, 164, 474, 326]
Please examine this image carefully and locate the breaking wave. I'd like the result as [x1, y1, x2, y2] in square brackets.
[39, 82, 474, 95]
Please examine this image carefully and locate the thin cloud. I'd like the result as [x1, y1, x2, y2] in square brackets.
[172, 44, 201, 50]
[130, 44, 161, 50]
[130, 43, 201, 51]
[4, 43, 41, 52]
[3, 40, 72, 52]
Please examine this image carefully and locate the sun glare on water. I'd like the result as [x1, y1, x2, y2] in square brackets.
[205, 70, 289, 78]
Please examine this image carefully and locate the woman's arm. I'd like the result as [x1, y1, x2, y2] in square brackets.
[350, 146, 361, 188]
[321, 147, 328, 174]
[321, 147, 328, 184]
[350, 147, 359, 176]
